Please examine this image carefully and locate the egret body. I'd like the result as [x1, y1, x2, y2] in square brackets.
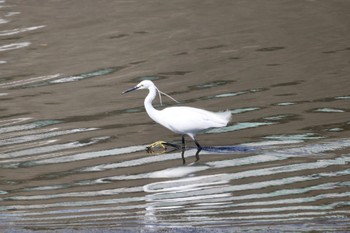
[123, 80, 231, 150]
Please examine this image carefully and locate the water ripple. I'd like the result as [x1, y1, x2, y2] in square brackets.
[0, 25, 46, 36]
[1, 1, 350, 230]
[0, 42, 30, 52]
[0, 127, 96, 148]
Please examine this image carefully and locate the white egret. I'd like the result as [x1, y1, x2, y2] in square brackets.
[122, 80, 231, 150]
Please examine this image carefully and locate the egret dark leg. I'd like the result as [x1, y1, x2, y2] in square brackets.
[182, 135, 185, 149]
[195, 148, 200, 162]
[181, 147, 186, 164]
[194, 139, 201, 162]
[190, 137, 201, 162]
[161, 141, 180, 149]
[194, 139, 202, 151]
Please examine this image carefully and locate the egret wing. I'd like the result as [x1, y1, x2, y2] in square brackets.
[159, 107, 230, 134]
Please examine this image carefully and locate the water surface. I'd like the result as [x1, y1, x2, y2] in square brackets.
[1, 0, 350, 232]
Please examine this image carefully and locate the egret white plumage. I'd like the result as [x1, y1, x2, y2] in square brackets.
[122, 80, 231, 150]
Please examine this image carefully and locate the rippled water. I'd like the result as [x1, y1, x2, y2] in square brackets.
[1, 0, 350, 232]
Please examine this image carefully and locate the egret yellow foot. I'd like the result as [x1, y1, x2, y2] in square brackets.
[147, 140, 168, 150]
[146, 141, 179, 153]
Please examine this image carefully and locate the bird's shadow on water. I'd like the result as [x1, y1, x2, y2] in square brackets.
[147, 145, 255, 165]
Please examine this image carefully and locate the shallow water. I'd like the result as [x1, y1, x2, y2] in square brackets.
[1, 0, 350, 232]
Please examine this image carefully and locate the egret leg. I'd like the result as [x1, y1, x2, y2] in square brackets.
[181, 148, 186, 165]
[194, 139, 202, 151]
[182, 135, 185, 149]
[195, 148, 200, 162]
[181, 147, 200, 164]
[162, 142, 180, 148]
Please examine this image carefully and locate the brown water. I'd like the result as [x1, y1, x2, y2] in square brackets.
[1, 0, 350, 232]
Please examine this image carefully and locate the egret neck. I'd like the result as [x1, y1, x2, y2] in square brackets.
[144, 85, 161, 123]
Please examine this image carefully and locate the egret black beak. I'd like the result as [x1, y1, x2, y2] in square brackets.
[122, 86, 139, 94]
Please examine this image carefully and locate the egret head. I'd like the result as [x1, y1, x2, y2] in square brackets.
[136, 80, 154, 90]
[122, 80, 154, 94]
[122, 80, 179, 105]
